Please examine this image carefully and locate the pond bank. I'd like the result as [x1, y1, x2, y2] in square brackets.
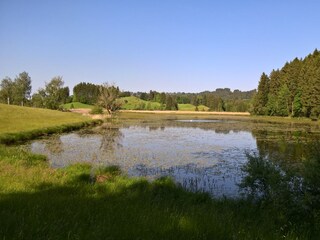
[0, 119, 102, 144]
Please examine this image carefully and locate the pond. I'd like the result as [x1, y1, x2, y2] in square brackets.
[28, 113, 320, 198]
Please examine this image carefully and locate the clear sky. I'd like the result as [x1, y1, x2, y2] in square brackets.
[0, 0, 319, 93]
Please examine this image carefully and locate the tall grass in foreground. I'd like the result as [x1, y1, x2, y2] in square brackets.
[0, 145, 317, 240]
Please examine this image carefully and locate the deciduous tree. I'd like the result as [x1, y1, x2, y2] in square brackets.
[97, 83, 121, 114]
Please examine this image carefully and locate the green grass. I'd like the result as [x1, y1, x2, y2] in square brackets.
[0, 145, 311, 240]
[117, 96, 163, 110]
[62, 102, 94, 109]
[0, 104, 100, 144]
[178, 104, 209, 111]
[118, 97, 211, 111]
[177, 104, 195, 111]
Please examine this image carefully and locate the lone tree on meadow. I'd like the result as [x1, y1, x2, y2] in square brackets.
[98, 83, 121, 114]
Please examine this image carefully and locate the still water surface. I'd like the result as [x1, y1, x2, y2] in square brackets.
[28, 115, 320, 197]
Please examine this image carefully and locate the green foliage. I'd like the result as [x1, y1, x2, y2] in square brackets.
[0, 72, 32, 106]
[90, 106, 103, 114]
[253, 49, 320, 118]
[165, 95, 178, 110]
[266, 94, 278, 116]
[277, 84, 291, 116]
[0, 77, 14, 104]
[253, 73, 270, 115]
[12, 71, 32, 106]
[73, 82, 99, 105]
[292, 91, 303, 117]
[97, 83, 121, 114]
[240, 146, 320, 236]
[31, 76, 70, 110]
[134, 89, 254, 112]
[240, 154, 287, 200]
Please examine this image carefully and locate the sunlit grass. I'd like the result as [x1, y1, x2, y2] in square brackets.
[0, 104, 100, 144]
[117, 96, 163, 110]
[0, 104, 91, 134]
[178, 104, 209, 111]
[62, 102, 94, 109]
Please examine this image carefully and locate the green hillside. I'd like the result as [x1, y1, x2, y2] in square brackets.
[62, 102, 94, 109]
[178, 104, 209, 111]
[0, 104, 91, 135]
[117, 96, 163, 110]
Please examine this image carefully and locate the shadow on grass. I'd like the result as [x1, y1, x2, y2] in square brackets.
[0, 172, 292, 240]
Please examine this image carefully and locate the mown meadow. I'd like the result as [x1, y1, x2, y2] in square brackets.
[0, 104, 100, 144]
[1, 104, 320, 239]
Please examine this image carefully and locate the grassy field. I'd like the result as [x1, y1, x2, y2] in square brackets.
[0, 104, 99, 144]
[178, 104, 209, 111]
[117, 96, 163, 110]
[118, 96, 212, 112]
[62, 102, 94, 109]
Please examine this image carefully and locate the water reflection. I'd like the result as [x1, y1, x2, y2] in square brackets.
[28, 118, 320, 197]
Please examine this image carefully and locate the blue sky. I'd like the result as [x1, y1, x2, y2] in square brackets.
[0, 0, 319, 93]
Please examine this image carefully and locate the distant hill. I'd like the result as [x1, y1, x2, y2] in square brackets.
[117, 96, 163, 110]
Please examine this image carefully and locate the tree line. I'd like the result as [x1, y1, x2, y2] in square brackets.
[1, 73, 255, 112]
[0, 72, 32, 106]
[253, 49, 320, 119]
[130, 88, 255, 112]
[0, 75, 121, 113]
[0, 73, 70, 110]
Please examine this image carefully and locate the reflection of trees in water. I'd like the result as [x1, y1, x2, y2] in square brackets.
[214, 129, 230, 134]
[149, 126, 165, 131]
[122, 120, 253, 134]
[99, 127, 123, 155]
[45, 136, 63, 154]
[252, 130, 319, 163]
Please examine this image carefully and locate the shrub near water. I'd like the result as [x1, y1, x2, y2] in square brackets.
[90, 106, 104, 114]
[240, 145, 320, 237]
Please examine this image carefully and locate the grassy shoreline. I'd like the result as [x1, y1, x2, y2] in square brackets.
[0, 120, 102, 144]
[0, 104, 102, 144]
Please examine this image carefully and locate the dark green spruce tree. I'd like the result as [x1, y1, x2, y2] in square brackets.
[253, 72, 270, 115]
